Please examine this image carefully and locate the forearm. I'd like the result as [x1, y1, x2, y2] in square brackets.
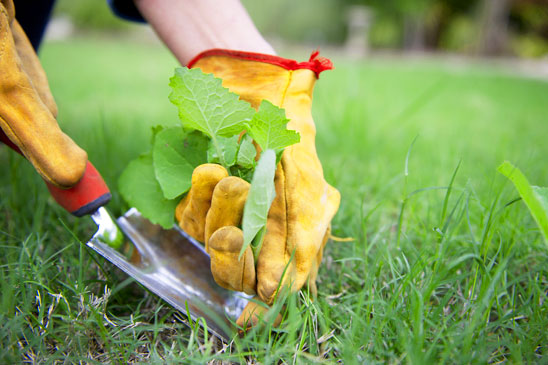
[133, 0, 275, 65]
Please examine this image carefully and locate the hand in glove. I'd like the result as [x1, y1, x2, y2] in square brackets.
[175, 50, 340, 328]
[0, 0, 87, 188]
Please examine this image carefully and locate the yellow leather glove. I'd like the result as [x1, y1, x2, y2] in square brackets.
[175, 50, 340, 328]
[0, 0, 87, 188]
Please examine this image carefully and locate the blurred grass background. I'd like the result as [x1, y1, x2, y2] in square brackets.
[1, 0, 548, 362]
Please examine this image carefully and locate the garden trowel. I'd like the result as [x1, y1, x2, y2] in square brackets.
[88, 207, 249, 340]
[1, 130, 247, 341]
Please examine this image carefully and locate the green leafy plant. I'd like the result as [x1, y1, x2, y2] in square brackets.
[119, 68, 299, 254]
[498, 161, 548, 246]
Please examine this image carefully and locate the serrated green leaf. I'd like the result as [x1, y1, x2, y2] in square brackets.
[237, 134, 257, 169]
[153, 127, 206, 200]
[168, 67, 255, 138]
[498, 161, 548, 245]
[247, 100, 300, 153]
[207, 135, 239, 167]
[240, 149, 277, 259]
[119, 154, 178, 229]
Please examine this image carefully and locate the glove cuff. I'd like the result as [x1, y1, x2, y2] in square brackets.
[187, 49, 333, 78]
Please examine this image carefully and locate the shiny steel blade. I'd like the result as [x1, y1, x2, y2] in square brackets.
[87, 207, 248, 340]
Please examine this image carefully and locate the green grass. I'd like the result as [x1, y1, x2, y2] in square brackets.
[1, 35, 547, 363]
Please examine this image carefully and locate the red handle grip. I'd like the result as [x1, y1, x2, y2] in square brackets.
[1, 131, 111, 217]
[45, 161, 111, 216]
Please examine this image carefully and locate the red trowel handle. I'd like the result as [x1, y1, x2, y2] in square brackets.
[44, 162, 111, 217]
[0, 130, 111, 217]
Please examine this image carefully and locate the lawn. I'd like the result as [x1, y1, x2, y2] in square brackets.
[1, 35, 547, 363]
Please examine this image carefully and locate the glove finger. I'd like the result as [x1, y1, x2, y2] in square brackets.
[236, 297, 282, 332]
[256, 165, 290, 305]
[174, 192, 189, 224]
[0, 4, 87, 188]
[176, 164, 228, 242]
[12, 19, 57, 116]
[256, 165, 340, 305]
[204, 176, 250, 251]
[208, 226, 256, 295]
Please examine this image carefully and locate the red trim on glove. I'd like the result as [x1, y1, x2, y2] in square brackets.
[187, 49, 333, 77]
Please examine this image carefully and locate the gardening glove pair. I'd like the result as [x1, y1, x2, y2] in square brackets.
[175, 50, 340, 328]
[0, 0, 87, 188]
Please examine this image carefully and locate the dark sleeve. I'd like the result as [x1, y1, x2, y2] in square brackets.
[107, 0, 146, 23]
[14, 0, 57, 52]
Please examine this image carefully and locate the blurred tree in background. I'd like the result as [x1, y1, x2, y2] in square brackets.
[510, 0, 548, 57]
[349, 0, 547, 57]
[52, 0, 548, 58]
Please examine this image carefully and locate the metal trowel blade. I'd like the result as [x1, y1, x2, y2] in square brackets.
[86, 207, 249, 340]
